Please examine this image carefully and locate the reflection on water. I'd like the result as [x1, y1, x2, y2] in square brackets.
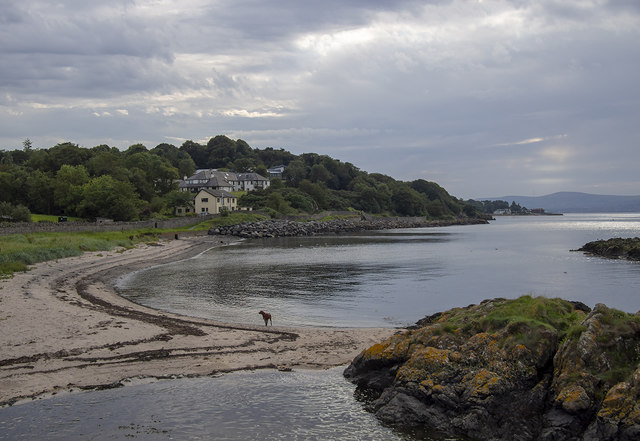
[0, 368, 460, 441]
[117, 231, 448, 327]
[117, 214, 640, 328]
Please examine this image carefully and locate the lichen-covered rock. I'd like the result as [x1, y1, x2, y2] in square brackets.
[345, 296, 640, 441]
[578, 237, 640, 261]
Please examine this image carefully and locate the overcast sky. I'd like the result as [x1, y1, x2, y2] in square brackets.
[1, 0, 639, 198]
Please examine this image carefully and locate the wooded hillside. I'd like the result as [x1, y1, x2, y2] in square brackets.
[0, 137, 482, 221]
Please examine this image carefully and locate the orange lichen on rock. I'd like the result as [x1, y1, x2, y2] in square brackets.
[361, 334, 410, 362]
[396, 347, 458, 383]
[598, 369, 640, 425]
[556, 384, 592, 413]
[463, 368, 502, 398]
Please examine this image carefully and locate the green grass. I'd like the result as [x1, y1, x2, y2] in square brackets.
[433, 295, 588, 350]
[318, 214, 361, 222]
[31, 214, 84, 222]
[180, 212, 268, 231]
[0, 212, 269, 276]
[0, 230, 158, 275]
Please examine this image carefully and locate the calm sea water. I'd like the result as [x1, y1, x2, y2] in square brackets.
[116, 213, 640, 327]
[0, 368, 438, 441]
[3, 213, 639, 440]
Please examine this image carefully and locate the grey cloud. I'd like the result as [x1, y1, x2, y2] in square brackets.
[1, 0, 639, 198]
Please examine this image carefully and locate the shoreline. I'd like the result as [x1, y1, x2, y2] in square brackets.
[0, 235, 398, 407]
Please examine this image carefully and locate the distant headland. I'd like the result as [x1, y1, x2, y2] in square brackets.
[477, 192, 640, 213]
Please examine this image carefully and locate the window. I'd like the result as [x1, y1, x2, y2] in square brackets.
[217, 198, 220, 203]
[177, 208, 182, 214]
[201, 197, 208, 202]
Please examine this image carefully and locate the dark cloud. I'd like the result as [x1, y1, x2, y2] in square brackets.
[1, 0, 639, 197]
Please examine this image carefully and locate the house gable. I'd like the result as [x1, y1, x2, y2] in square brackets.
[195, 188, 237, 214]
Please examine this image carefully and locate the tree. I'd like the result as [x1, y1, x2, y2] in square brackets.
[254, 164, 269, 178]
[510, 201, 524, 213]
[177, 157, 196, 178]
[391, 184, 426, 216]
[230, 157, 255, 172]
[164, 191, 194, 213]
[235, 139, 253, 156]
[0, 167, 26, 204]
[310, 164, 332, 184]
[25, 170, 54, 214]
[87, 150, 125, 178]
[25, 148, 49, 171]
[353, 182, 381, 213]
[151, 143, 196, 178]
[266, 192, 292, 214]
[54, 165, 89, 215]
[282, 160, 307, 187]
[22, 138, 33, 152]
[124, 152, 179, 197]
[124, 143, 148, 156]
[46, 142, 90, 172]
[207, 135, 238, 168]
[255, 147, 295, 167]
[269, 177, 284, 190]
[179, 140, 208, 169]
[299, 180, 327, 210]
[77, 175, 142, 221]
[0, 201, 31, 222]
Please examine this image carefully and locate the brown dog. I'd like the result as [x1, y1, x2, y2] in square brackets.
[258, 310, 272, 326]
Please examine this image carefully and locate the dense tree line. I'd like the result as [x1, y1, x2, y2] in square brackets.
[465, 199, 529, 214]
[0, 140, 196, 221]
[0, 136, 482, 221]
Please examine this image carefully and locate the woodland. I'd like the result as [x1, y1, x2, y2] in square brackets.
[0, 136, 482, 222]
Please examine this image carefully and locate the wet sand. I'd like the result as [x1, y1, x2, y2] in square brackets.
[0, 236, 398, 406]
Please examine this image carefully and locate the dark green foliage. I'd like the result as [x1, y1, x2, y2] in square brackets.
[0, 201, 32, 222]
[466, 199, 530, 214]
[1, 135, 483, 221]
[77, 175, 142, 221]
[151, 143, 196, 178]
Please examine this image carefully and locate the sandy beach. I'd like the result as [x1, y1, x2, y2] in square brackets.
[0, 236, 399, 406]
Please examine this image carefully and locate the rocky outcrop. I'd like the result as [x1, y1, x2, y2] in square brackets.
[577, 237, 640, 261]
[344, 296, 640, 441]
[208, 217, 487, 238]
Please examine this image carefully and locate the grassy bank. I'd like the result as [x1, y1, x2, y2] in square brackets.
[0, 212, 267, 276]
[0, 231, 156, 275]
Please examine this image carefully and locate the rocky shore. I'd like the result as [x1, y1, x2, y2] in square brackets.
[344, 296, 640, 441]
[577, 237, 640, 261]
[208, 216, 488, 238]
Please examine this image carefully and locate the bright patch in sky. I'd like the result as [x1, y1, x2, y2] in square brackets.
[1, 0, 639, 198]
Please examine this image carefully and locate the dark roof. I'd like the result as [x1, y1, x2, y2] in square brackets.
[198, 188, 237, 198]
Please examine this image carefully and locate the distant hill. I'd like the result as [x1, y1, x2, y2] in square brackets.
[479, 192, 640, 213]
